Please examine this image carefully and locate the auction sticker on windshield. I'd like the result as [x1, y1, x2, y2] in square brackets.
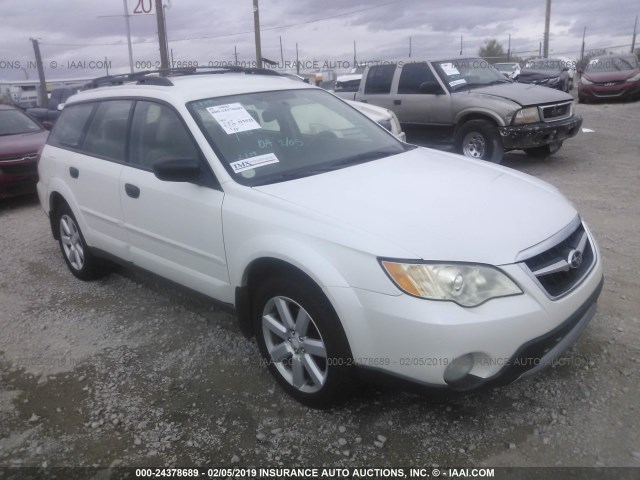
[206, 103, 262, 134]
[230, 153, 279, 173]
[440, 63, 460, 76]
[449, 79, 467, 87]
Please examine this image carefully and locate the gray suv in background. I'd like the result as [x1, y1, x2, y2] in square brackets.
[343, 58, 582, 163]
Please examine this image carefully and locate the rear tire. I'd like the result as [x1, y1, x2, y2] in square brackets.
[524, 141, 563, 158]
[56, 203, 109, 280]
[455, 119, 504, 164]
[254, 274, 354, 408]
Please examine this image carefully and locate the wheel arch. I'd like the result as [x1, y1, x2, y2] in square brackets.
[234, 250, 349, 338]
[454, 110, 503, 135]
[48, 190, 70, 240]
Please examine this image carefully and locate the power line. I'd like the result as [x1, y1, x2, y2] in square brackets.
[41, 0, 407, 47]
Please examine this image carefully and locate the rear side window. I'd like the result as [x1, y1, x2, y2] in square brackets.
[364, 64, 396, 94]
[128, 101, 200, 169]
[82, 100, 133, 161]
[48, 103, 95, 149]
[398, 63, 438, 94]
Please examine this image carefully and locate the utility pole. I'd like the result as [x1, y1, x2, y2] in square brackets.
[296, 43, 300, 74]
[253, 0, 262, 69]
[30, 38, 47, 108]
[460, 35, 463, 55]
[353, 41, 357, 66]
[543, 0, 551, 58]
[580, 26, 586, 64]
[632, 15, 638, 53]
[508, 34, 511, 61]
[155, 0, 169, 69]
[234, 46, 238, 66]
[123, 0, 134, 72]
[409, 36, 412, 58]
[279, 36, 284, 68]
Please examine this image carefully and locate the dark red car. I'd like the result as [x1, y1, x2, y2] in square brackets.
[578, 54, 640, 103]
[0, 105, 49, 198]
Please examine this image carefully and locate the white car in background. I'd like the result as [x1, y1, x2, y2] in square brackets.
[494, 62, 521, 80]
[37, 68, 603, 407]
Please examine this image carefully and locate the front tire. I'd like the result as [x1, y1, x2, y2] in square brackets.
[56, 203, 108, 280]
[455, 119, 504, 163]
[254, 275, 354, 408]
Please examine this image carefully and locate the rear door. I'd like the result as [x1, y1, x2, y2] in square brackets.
[119, 100, 231, 302]
[46, 100, 131, 259]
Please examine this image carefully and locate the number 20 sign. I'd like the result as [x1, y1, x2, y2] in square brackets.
[130, 0, 156, 15]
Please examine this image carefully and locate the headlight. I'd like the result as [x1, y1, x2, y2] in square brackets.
[381, 261, 522, 307]
[580, 76, 593, 85]
[512, 106, 540, 125]
[627, 72, 640, 82]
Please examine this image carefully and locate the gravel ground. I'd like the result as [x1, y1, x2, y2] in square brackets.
[1, 98, 639, 470]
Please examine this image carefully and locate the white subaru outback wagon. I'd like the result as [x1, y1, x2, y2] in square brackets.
[37, 68, 603, 407]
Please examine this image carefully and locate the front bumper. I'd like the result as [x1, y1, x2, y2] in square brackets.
[326, 235, 603, 393]
[499, 115, 583, 150]
[0, 159, 38, 199]
[579, 82, 640, 101]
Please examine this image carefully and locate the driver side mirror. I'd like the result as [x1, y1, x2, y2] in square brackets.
[153, 158, 202, 182]
[419, 81, 443, 95]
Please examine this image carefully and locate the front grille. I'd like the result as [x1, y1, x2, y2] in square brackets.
[594, 80, 625, 87]
[539, 102, 572, 122]
[523, 223, 595, 298]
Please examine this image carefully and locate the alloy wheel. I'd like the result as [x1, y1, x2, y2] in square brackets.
[261, 296, 328, 393]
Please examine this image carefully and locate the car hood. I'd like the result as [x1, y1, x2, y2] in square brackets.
[518, 69, 562, 82]
[464, 82, 571, 107]
[582, 70, 639, 83]
[336, 74, 363, 83]
[345, 100, 390, 122]
[254, 148, 577, 265]
[0, 131, 49, 158]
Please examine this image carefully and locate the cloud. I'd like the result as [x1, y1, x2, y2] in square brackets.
[0, 0, 637, 81]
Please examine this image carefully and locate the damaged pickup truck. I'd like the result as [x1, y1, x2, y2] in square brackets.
[341, 58, 582, 163]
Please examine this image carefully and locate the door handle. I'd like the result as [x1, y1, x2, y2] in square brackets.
[69, 167, 79, 179]
[393, 99, 401, 105]
[125, 183, 140, 199]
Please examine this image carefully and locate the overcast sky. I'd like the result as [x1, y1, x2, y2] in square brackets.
[0, 0, 638, 82]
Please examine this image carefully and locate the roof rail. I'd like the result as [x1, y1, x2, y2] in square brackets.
[82, 66, 282, 90]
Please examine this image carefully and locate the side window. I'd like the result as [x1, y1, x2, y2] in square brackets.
[398, 63, 438, 94]
[48, 103, 95, 149]
[364, 64, 396, 94]
[82, 100, 133, 161]
[129, 101, 200, 169]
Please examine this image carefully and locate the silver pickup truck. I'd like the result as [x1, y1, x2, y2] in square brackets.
[336, 58, 582, 163]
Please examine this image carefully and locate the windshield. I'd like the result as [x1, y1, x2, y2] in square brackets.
[0, 109, 43, 136]
[188, 89, 411, 186]
[432, 58, 510, 91]
[525, 59, 563, 71]
[586, 56, 638, 72]
[350, 66, 365, 75]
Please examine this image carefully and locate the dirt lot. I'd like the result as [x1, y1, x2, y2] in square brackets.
[1, 97, 639, 472]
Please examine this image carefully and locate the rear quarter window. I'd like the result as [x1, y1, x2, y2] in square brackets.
[48, 103, 95, 149]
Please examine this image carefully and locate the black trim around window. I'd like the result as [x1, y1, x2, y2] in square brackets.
[46, 96, 222, 191]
